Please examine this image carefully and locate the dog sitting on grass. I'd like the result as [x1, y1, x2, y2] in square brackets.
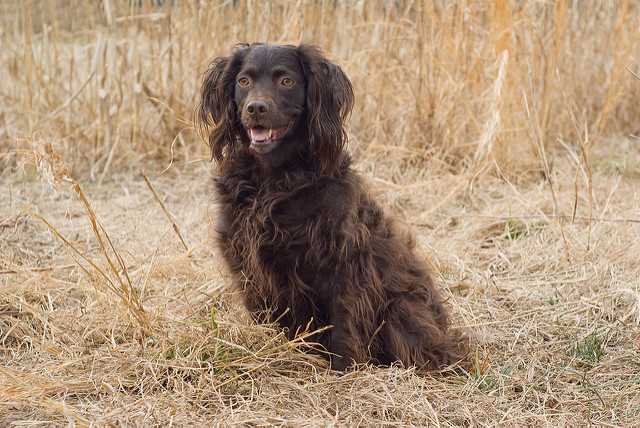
[198, 43, 465, 370]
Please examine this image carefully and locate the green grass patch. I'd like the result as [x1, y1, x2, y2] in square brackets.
[573, 331, 605, 365]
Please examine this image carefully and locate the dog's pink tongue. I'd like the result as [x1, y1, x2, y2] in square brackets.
[250, 128, 269, 142]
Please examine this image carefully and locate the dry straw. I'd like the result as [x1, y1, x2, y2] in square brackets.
[1, 1, 640, 425]
[1, 1, 639, 175]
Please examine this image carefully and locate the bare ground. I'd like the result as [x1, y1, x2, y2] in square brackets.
[1, 138, 639, 426]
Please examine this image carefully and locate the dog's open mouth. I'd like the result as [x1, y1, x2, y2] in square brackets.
[248, 126, 288, 153]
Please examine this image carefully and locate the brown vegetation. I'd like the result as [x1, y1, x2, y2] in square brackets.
[1, 1, 639, 425]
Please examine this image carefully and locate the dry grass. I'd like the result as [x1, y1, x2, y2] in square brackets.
[1, 1, 640, 426]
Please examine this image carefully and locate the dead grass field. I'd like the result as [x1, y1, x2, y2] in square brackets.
[1, 1, 640, 426]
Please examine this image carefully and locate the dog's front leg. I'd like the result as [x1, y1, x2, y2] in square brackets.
[326, 301, 370, 371]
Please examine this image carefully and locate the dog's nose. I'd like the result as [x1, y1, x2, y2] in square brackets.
[246, 100, 269, 116]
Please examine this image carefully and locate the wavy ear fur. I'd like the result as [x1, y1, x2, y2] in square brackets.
[297, 45, 354, 176]
[197, 44, 249, 162]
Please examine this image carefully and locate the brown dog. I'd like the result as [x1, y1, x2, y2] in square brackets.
[198, 43, 464, 370]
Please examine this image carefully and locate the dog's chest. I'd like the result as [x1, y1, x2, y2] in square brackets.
[220, 174, 312, 262]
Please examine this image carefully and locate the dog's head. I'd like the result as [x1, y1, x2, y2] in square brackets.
[198, 43, 354, 174]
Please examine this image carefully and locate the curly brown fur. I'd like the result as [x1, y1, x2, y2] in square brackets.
[198, 43, 465, 371]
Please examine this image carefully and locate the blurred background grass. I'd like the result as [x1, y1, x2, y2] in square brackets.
[1, 0, 638, 180]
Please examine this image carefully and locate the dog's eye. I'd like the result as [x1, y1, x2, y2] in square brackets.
[237, 77, 251, 87]
[280, 77, 295, 88]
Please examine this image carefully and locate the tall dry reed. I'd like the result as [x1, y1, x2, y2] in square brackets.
[1, 0, 638, 179]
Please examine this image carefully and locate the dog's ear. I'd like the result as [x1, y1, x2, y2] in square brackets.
[197, 44, 249, 162]
[297, 45, 354, 176]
